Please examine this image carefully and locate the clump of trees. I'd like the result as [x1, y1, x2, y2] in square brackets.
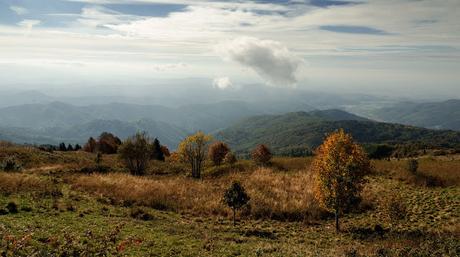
[118, 132, 153, 176]
[177, 131, 213, 179]
[83, 137, 98, 153]
[223, 181, 250, 226]
[83, 132, 122, 154]
[365, 144, 395, 159]
[311, 129, 371, 232]
[208, 141, 230, 166]
[117, 132, 167, 175]
[251, 144, 272, 166]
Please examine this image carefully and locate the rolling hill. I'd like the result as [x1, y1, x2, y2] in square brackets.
[217, 110, 460, 154]
[368, 99, 460, 131]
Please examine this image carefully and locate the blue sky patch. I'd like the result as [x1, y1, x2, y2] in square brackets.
[310, 0, 357, 8]
[320, 25, 389, 35]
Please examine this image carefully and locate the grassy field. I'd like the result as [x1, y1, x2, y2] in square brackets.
[0, 145, 459, 256]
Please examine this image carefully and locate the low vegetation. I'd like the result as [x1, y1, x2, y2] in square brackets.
[0, 131, 458, 256]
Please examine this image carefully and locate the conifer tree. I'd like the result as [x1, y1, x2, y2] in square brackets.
[151, 138, 165, 161]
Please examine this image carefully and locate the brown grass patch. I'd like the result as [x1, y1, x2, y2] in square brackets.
[0, 172, 60, 196]
[71, 168, 323, 221]
[372, 156, 460, 186]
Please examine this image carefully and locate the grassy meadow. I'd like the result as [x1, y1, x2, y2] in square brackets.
[0, 144, 459, 256]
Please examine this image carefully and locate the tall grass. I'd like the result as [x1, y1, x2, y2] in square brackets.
[0, 173, 59, 196]
[71, 168, 322, 221]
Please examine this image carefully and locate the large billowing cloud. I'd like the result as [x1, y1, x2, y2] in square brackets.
[216, 37, 303, 87]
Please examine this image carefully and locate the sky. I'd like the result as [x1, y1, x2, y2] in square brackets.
[0, 0, 459, 98]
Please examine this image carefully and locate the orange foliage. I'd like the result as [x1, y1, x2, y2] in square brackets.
[311, 129, 370, 231]
[251, 144, 272, 165]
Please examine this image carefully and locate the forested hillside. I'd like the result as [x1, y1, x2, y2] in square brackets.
[218, 110, 460, 154]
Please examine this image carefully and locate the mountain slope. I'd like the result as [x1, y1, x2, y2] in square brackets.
[217, 110, 460, 154]
[368, 99, 460, 131]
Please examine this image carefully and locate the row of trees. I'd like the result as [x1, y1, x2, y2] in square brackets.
[81, 129, 369, 232]
[39, 143, 82, 152]
[115, 130, 273, 178]
[176, 132, 274, 178]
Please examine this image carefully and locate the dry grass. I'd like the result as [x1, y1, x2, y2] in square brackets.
[71, 167, 322, 221]
[0, 172, 59, 196]
[270, 157, 313, 172]
[0, 144, 97, 170]
[372, 156, 460, 186]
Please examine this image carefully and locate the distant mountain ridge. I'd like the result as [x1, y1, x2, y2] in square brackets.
[0, 100, 313, 148]
[0, 119, 187, 149]
[368, 99, 460, 131]
[217, 110, 460, 154]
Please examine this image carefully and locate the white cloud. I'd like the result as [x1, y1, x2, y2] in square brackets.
[213, 77, 232, 90]
[10, 6, 28, 15]
[65, 0, 291, 12]
[152, 63, 188, 71]
[76, 6, 139, 29]
[216, 37, 304, 87]
[17, 20, 41, 30]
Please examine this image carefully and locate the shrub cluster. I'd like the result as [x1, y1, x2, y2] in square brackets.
[1, 157, 22, 172]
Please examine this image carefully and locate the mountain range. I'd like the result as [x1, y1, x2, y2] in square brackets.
[217, 110, 460, 154]
[0, 91, 459, 151]
[368, 99, 460, 131]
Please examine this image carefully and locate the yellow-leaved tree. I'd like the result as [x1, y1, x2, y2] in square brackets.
[177, 131, 213, 178]
[312, 129, 370, 232]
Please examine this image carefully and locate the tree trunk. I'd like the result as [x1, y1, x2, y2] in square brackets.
[335, 207, 340, 232]
[191, 159, 197, 178]
[233, 208, 236, 226]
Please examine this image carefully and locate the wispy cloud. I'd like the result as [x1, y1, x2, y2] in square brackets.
[17, 19, 41, 29]
[10, 6, 29, 15]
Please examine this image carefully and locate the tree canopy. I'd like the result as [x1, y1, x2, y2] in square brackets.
[312, 129, 371, 232]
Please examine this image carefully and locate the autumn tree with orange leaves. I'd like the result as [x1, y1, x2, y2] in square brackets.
[312, 129, 371, 232]
[251, 144, 272, 166]
[208, 141, 230, 166]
